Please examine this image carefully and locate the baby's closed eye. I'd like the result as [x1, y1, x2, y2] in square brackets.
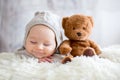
[30, 41, 37, 44]
[44, 43, 51, 46]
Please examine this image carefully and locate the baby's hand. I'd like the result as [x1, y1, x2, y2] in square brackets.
[38, 56, 54, 63]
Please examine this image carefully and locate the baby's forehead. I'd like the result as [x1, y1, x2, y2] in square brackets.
[30, 24, 50, 30]
[28, 33, 55, 42]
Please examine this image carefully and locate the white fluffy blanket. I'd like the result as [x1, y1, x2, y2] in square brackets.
[0, 45, 120, 80]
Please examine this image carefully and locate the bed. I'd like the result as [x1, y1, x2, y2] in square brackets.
[0, 45, 120, 80]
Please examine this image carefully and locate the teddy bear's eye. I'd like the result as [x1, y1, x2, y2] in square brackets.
[83, 27, 86, 30]
[73, 27, 75, 30]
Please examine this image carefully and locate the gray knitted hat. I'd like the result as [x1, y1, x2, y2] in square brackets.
[23, 11, 64, 49]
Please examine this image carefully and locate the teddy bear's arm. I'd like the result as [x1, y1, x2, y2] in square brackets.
[59, 40, 72, 55]
[89, 40, 101, 55]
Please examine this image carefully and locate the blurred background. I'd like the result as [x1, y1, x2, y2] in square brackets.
[0, 0, 120, 52]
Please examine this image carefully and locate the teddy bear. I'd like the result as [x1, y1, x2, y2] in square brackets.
[59, 14, 101, 64]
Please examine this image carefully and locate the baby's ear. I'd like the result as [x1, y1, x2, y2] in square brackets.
[62, 17, 69, 29]
[87, 16, 94, 27]
[34, 11, 45, 16]
[35, 11, 40, 16]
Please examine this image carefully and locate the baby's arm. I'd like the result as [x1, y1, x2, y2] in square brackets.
[38, 56, 53, 63]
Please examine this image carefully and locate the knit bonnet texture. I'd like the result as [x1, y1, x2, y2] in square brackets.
[23, 11, 63, 49]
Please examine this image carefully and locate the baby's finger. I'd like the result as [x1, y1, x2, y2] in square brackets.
[47, 56, 53, 59]
[38, 58, 53, 63]
[38, 58, 46, 63]
[45, 58, 53, 63]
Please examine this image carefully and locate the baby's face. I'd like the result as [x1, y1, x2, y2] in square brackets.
[25, 25, 56, 59]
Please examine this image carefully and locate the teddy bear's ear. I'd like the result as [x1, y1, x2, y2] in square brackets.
[87, 16, 94, 27]
[62, 17, 69, 29]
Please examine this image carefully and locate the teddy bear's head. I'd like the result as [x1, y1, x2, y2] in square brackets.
[62, 14, 94, 40]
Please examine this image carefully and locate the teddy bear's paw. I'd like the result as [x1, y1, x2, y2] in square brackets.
[62, 57, 72, 64]
[83, 48, 96, 57]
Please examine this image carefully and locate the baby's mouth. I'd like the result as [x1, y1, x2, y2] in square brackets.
[32, 51, 45, 58]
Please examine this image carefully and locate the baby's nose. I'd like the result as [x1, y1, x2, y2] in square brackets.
[37, 44, 44, 50]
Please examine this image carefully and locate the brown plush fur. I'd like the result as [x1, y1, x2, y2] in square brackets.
[59, 14, 101, 64]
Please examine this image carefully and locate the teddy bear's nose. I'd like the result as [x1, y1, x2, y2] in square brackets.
[77, 32, 81, 36]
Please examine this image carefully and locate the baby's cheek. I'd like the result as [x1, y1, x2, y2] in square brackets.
[47, 50, 55, 56]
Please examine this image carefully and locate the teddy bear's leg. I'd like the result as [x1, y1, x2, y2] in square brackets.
[83, 48, 96, 56]
[62, 57, 72, 64]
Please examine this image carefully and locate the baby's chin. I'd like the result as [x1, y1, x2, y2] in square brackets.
[34, 54, 50, 59]
[32, 52, 53, 59]
[34, 55, 45, 59]
[32, 52, 43, 58]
